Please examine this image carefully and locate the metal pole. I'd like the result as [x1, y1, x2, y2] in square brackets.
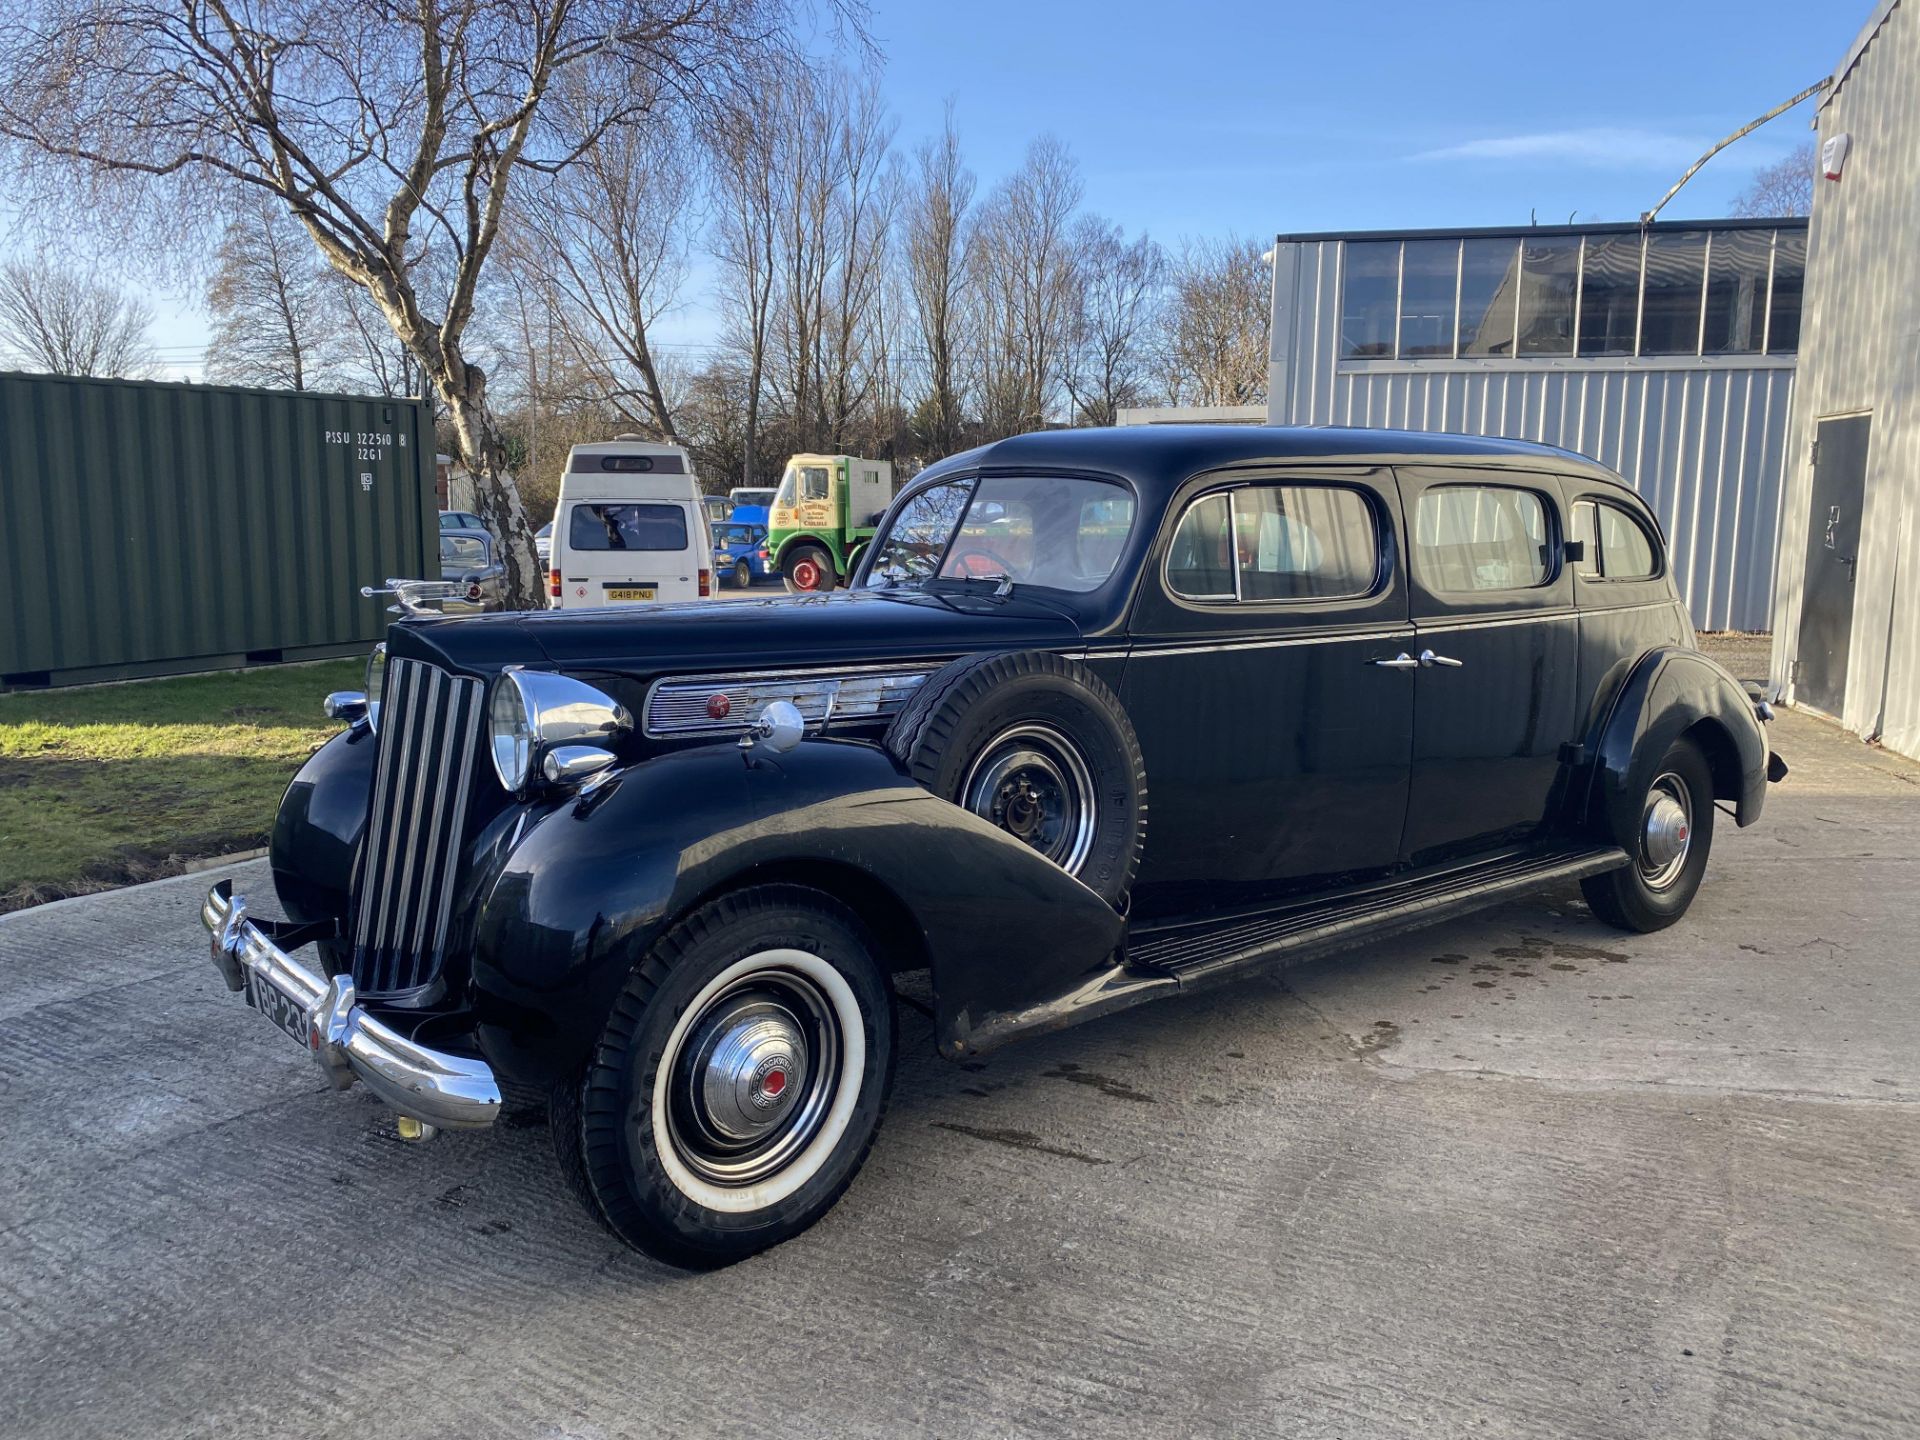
[1640, 78, 1831, 226]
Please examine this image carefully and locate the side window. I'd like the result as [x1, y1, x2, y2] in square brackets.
[1574, 499, 1660, 581]
[1571, 501, 1601, 577]
[1167, 484, 1378, 603]
[1414, 485, 1550, 592]
[800, 466, 831, 501]
[1166, 493, 1235, 599]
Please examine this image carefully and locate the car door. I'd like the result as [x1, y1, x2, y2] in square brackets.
[1395, 467, 1579, 867]
[1121, 467, 1414, 920]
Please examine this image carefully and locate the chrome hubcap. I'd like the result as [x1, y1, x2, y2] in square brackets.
[666, 971, 842, 1187]
[962, 723, 1097, 875]
[1640, 773, 1693, 890]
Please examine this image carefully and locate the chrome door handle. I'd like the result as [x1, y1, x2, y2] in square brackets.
[1371, 653, 1420, 670]
[1419, 650, 1464, 668]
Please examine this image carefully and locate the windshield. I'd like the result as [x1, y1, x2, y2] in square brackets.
[862, 475, 1135, 593]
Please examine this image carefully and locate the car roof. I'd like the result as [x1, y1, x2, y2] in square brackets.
[440, 527, 492, 545]
[919, 424, 1635, 501]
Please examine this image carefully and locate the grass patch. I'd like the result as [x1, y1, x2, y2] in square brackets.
[0, 660, 358, 912]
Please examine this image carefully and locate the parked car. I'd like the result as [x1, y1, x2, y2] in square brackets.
[701, 494, 731, 526]
[534, 521, 552, 568]
[440, 510, 486, 532]
[438, 529, 506, 611]
[550, 439, 709, 607]
[711, 520, 770, 587]
[203, 425, 1783, 1269]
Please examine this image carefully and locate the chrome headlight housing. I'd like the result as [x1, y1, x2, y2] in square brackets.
[488, 668, 633, 794]
[364, 643, 388, 731]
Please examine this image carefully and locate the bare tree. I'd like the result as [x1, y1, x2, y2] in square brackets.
[0, 258, 158, 378]
[712, 104, 783, 487]
[1066, 217, 1164, 426]
[513, 72, 694, 442]
[902, 104, 975, 457]
[1160, 236, 1270, 408]
[0, 1, 850, 607]
[1733, 141, 1817, 218]
[205, 202, 344, 391]
[968, 136, 1084, 437]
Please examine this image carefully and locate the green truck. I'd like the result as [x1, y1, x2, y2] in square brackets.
[765, 453, 895, 592]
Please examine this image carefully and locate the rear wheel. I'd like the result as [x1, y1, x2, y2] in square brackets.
[1582, 737, 1715, 933]
[783, 545, 836, 593]
[554, 885, 894, 1269]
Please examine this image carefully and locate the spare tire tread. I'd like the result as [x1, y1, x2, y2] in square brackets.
[884, 650, 1147, 904]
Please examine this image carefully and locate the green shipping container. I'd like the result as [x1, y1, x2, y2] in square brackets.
[0, 372, 435, 688]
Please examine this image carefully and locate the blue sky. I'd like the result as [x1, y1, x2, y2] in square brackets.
[139, 0, 1868, 375]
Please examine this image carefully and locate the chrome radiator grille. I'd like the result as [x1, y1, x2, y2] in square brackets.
[352, 657, 487, 995]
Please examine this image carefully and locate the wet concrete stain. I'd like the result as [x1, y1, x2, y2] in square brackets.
[434, 1185, 469, 1211]
[931, 1121, 1110, 1166]
[1043, 1062, 1156, 1103]
[471, 1219, 512, 1237]
[1429, 954, 1465, 965]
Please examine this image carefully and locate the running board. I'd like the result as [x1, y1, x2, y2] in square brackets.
[945, 844, 1629, 1057]
[1128, 845, 1631, 986]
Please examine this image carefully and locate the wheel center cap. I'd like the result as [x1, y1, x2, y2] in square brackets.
[694, 1007, 806, 1141]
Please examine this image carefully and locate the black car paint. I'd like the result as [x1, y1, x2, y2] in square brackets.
[268, 425, 1775, 1082]
[466, 740, 1125, 1081]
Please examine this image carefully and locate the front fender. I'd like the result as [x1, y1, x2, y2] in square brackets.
[469, 738, 1126, 1086]
[269, 723, 376, 928]
[1588, 647, 1769, 845]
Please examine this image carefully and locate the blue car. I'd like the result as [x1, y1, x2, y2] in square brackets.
[711, 521, 770, 588]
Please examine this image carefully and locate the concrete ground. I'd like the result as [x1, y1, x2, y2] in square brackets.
[3, 672, 1916, 1437]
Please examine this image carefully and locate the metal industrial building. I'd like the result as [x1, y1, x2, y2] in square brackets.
[1769, 0, 1920, 759]
[1265, 216, 1806, 633]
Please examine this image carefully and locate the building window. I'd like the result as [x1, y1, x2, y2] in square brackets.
[1398, 239, 1459, 358]
[1578, 234, 1642, 356]
[1515, 237, 1580, 356]
[1703, 229, 1772, 355]
[1639, 230, 1709, 355]
[1768, 229, 1805, 353]
[1339, 241, 1400, 358]
[1458, 237, 1520, 356]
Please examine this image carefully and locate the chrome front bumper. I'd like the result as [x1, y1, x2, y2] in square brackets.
[201, 881, 501, 1131]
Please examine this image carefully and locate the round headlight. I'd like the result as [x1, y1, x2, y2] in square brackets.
[489, 671, 536, 792]
[486, 668, 631, 794]
[364, 643, 388, 730]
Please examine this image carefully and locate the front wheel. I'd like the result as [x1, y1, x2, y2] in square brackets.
[782, 544, 836, 593]
[1581, 736, 1715, 933]
[732, 559, 753, 589]
[555, 886, 895, 1268]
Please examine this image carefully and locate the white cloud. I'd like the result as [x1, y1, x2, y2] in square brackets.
[1413, 127, 1710, 170]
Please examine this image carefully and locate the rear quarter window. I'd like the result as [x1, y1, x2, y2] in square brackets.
[1571, 498, 1661, 580]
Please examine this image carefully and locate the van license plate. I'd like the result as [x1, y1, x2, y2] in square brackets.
[606, 587, 655, 602]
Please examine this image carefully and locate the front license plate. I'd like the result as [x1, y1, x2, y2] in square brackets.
[245, 966, 310, 1047]
[606, 586, 656, 602]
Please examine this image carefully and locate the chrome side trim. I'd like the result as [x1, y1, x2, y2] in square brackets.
[643, 661, 940, 738]
[202, 882, 500, 1130]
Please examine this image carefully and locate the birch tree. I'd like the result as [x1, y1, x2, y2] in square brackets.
[0, 0, 850, 606]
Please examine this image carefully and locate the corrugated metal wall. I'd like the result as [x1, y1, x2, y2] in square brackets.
[1269, 239, 1796, 632]
[0, 374, 435, 685]
[1769, 1, 1920, 758]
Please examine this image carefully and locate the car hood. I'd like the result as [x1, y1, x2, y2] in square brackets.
[392, 587, 1086, 679]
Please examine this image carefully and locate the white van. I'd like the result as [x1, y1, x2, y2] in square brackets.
[549, 438, 709, 608]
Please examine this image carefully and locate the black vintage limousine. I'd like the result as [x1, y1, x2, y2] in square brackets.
[204, 425, 1782, 1267]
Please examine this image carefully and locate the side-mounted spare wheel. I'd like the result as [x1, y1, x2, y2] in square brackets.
[884, 650, 1148, 908]
[552, 885, 895, 1269]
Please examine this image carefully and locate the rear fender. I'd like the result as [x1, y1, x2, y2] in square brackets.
[1586, 647, 1770, 845]
[469, 738, 1125, 1086]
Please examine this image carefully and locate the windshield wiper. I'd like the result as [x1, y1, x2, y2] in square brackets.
[946, 571, 1016, 597]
